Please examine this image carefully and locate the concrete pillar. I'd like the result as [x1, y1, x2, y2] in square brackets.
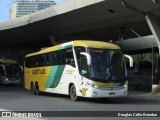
[145, 14, 160, 53]
[145, 14, 160, 94]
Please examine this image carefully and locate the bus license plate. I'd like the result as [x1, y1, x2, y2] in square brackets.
[109, 92, 115, 95]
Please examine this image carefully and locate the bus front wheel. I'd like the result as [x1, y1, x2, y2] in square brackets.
[69, 84, 78, 101]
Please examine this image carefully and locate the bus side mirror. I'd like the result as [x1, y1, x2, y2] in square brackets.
[80, 52, 91, 65]
[124, 54, 133, 67]
[20, 66, 23, 71]
[0, 65, 5, 71]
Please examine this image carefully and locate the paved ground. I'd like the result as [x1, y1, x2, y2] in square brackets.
[0, 84, 160, 120]
[128, 91, 160, 100]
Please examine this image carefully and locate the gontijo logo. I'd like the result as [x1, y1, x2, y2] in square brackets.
[80, 88, 88, 96]
[32, 69, 46, 74]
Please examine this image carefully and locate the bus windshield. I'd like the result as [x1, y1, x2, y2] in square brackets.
[5, 64, 20, 78]
[88, 48, 126, 82]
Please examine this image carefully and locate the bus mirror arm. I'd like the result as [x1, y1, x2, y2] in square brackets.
[20, 66, 23, 71]
[80, 52, 91, 66]
[0, 65, 5, 71]
[124, 54, 133, 67]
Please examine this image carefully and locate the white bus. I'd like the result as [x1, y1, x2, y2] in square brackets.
[24, 40, 133, 100]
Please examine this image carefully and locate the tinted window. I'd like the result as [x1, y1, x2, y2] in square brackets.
[55, 50, 64, 65]
[25, 50, 65, 68]
[65, 49, 75, 67]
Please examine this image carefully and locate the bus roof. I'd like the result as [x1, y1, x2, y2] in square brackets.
[73, 40, 120, 49]
[0, 58, 18, 64]
[26, 40, 120, 57]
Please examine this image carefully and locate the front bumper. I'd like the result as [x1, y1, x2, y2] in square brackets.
[78, 87, 127, 98]
[2, 79, 20, 84]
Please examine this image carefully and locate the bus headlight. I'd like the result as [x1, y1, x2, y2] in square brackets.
[86, 81, 97, 88]
[2, 77, 8, 84]
[3, 77, 8, 81]
[122, 81, 128, 88]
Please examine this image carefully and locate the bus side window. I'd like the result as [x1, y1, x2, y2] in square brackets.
[31, 57, 36, 67]
[39, 54, 45, 66]
[46, 54, 50, 66]
[26, 57, 34, 68]
[55, 51, 60, 65]
[75, 47, 86, 70]
[35, 56, 39, 67]
[55, 50, 65, 65]
[79, 55, 89, 77]
[75, 47, 86, 59]
[52, 52, 56, 65]
[65, 49, 75, 67]
[25, 57, 30, 68]
[53, 52, 58, 65]
[45, 52, 55, 66]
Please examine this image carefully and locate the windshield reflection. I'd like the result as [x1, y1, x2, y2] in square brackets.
[89, 49, 126, 82]
[5, 64, 20, 78]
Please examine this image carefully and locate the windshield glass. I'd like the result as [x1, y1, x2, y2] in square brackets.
[5, 64, 20, 78]
[89, 48, 126, 82]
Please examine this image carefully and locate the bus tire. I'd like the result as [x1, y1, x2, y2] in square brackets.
[31, 82, 35, 95]
[69, 84, 78, 101]
[35, 83, 41, 95]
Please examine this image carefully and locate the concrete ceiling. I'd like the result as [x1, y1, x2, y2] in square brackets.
[115, 35, 158, 54]
[0, 0, 160, 50]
